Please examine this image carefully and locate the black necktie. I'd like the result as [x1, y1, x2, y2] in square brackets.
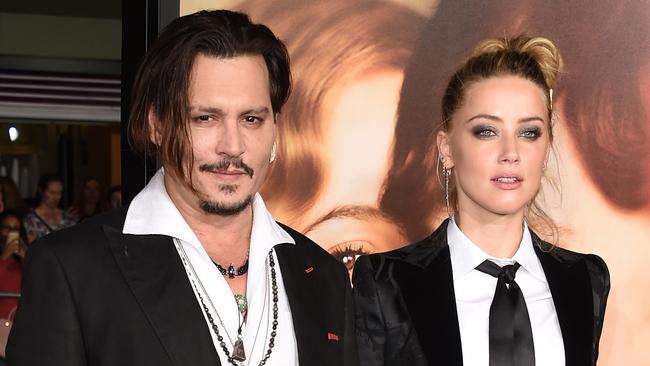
[476, 260, 535, 366]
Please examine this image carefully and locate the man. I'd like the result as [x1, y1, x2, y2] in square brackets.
[7, 10, 357, 366]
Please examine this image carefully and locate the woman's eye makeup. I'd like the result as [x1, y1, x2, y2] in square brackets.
[471, 124, 497, 138]
[470, 124, 544, 140]
[328, 241, 372, 271]
[519, 126, 542, 140]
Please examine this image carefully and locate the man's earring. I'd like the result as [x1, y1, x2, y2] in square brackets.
[270, 142, 276, 163]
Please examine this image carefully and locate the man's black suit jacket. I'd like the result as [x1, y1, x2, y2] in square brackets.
[353, 219, 609, 366]
[7, 206, 358, 366]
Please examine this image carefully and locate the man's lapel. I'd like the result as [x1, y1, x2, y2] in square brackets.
[104, 224, 221, 366]
[275, 242, 340, 366]
[395, 221, 463, 365]
[534, 239, 593, 366]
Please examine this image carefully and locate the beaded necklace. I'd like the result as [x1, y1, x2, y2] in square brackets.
[174, 238, 279, 366]
[213, 257, 249, 278]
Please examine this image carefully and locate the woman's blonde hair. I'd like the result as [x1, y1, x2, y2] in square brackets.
[441, 34, 563, 243]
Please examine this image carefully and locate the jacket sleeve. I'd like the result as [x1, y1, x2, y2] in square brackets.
[584, 253, 610, 366]
[6, 240, 87, 366]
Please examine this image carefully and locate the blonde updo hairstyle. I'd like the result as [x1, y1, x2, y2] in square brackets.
[440, 34, 563, 242]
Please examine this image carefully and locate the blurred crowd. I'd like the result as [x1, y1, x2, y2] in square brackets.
[0, 174, 122, 358]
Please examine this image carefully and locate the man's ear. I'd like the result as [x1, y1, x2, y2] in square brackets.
[147, 107, 161, 146]
[437, 130, 454, 168]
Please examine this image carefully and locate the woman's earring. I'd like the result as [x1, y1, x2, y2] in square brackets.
[444, 166, 450, 214]
[270, 142, 276, 163]
[441, 157, 451, 216]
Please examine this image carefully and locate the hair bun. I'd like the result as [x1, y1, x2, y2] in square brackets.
[472, 34, 563, 89]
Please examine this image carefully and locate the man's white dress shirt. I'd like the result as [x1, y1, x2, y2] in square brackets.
[123, 169, 299, 365]
[447, 218, 565, 366]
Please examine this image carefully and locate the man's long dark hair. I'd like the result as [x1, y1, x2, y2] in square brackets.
[127, 10, 291, 188]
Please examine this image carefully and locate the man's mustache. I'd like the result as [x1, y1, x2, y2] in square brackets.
[199, 158, 254, 178]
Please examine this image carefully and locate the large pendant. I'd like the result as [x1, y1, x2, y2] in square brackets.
[232, 337, 246, 362]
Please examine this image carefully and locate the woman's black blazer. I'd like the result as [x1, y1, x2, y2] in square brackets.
[353, 219, 609, 366]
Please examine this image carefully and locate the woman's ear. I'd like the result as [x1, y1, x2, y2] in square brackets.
[437, 130, 454, 168]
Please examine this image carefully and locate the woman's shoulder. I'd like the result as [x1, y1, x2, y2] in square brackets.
[22, 209, 42, 227]
[530, 231, 609, 286]
[533, 231, 605, 261]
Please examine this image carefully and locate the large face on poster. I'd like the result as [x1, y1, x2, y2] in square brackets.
[181, 0, 650, 364]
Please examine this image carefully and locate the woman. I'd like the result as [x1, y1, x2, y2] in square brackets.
[0, 210, 26, 320]
[23, 175, 76, 243]
[0, 210, 25, 361]
[379, 2, 648, 362]
[354, 35, 610, 366]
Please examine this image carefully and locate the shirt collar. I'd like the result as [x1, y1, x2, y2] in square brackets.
[447, 217, 546, 283]
[123, 168, 295, 251]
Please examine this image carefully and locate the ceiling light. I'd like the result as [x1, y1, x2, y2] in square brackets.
[9, 126, 19, 142]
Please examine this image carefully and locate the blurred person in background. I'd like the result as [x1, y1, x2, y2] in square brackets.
[0, 210, 25, 362]
[0, 210, 26, 320]
[104, 185, 122, 211]
[68, 177, 102, 221]
[0, 177, 26, 214]
[23, 175, 76, 243]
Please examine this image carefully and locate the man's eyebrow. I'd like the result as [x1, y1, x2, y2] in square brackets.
[187, 106, 271, 117]
[188, 106, 226, 117]
[240, 107, 271, 117]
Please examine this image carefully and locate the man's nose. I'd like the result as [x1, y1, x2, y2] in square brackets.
[218, 122, 245, 157]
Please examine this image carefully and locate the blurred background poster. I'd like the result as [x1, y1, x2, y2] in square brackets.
[182, 1, 650, 364]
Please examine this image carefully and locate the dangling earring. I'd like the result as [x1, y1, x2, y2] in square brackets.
[444, 166, 450, 216]
[269, 142, 276, 163]
[441, 157, 451, 217]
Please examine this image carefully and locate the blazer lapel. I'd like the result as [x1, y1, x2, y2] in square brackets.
[275, 243, 330, 366]
[534, 240, 593, 366]
[104, 225, 221, 366]
[395, 221, 463, 365]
